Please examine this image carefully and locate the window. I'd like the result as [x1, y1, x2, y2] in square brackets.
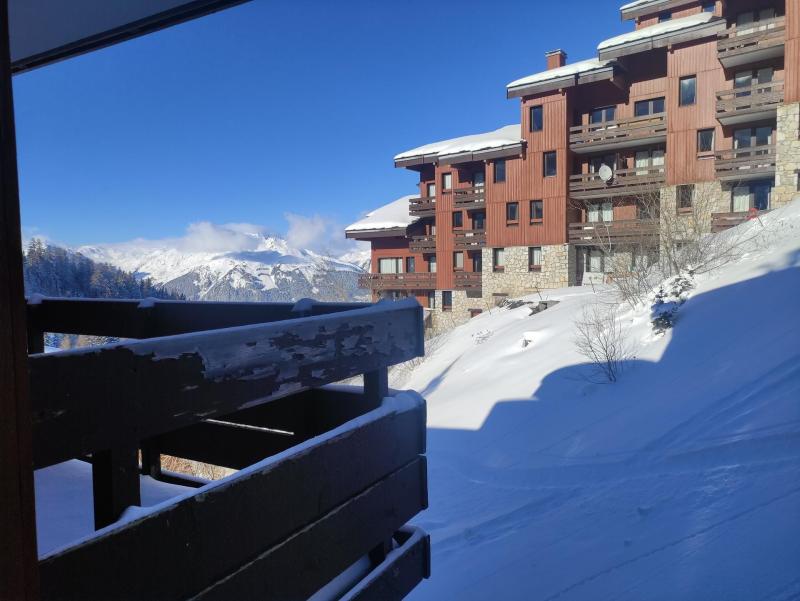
[494, 159, 506, 183]
[506, 202, 519, 223]
[530, 200, 544, 222]
[677, 184, 694, 211]
[658, 11, 671, 22]
[472, 253, 482, 272]
[588, 202, 613, 223]
[472, 211, 486, 230]
[590, 106, 616, 124]
[587, 248, 603, 273]
[697, 129, 715, 154]
[734, 126, 773, 149]
[635, 148, 665, 175]
[702, 1, 715, 12]
[453, 251, 464, 271]
[634, 97, 665, 116]
[428, 254, 437, 273]
[493, 248, 505, 271]
[543, 151, 557, 177]
[528, 246, 542, 271]
[442, 172, 452, 190]
[405, 256, 415, 273]
[427, 291, 436, 309]
[473, 171, 485, 187]
[679, 76, 696, 106]
[732, 181, 772, 212]
[452, 211, 463, 229]
[426, 183, 436, 197]
[530, 105, 543, 132]
[378, 257, 402, 274]
[734, 67, 773, 94]
[442, 291, 452, 312]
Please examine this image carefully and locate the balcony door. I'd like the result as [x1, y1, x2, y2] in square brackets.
[588, 201, 613, 223]
[378, 257, 403, 274]
[590, 154, 616, 174]
[735, 8, 776, 35]
[734, 126, 773, 151]
[472, 253, 482, 273]
[472, 171, 485, 188]
[732, 181, 771, 212]
[635, 149, 664, 176]
[734, 66, 773, 96]
[472, 211, 485, 230]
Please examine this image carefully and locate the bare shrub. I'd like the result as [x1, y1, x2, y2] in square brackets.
[160, 454, 231, 481]
[573, 302, 631, 383]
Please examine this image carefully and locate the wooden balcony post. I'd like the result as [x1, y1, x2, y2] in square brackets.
[92, 446, 142, 530]
[0, 0, 39, 596]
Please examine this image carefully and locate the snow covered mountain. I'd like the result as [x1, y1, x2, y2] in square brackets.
[78, 232, 369, 303]
[396, 199, 800, 600]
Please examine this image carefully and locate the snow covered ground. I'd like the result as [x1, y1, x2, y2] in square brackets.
[400, 200, 800, 600]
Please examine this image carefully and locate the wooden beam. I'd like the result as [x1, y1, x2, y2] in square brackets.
[0, 0, 39, 597]
[38, 396, 426, 600]
[29, 299, 424, 469]
[91, 446, 141, 529]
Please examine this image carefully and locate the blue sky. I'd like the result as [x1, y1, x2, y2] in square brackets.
[13, 0, 628, 250]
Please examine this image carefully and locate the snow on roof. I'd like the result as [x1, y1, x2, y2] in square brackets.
[345, 195, 420, 233]
[620, 0, 662, 10]
[395, 125, 522, 162]
[598, 11, 715, 49]
[506, 58, 614, 90]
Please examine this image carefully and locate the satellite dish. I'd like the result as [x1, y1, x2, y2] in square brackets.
[598, 164, 614, 183]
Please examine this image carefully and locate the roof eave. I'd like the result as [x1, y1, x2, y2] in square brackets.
[437, 142, 526, 166]
[506, 65, 617, 99]
[620, 0, 700, 22]
[598, 18, 726, 60]
[345, 227, 408, 240]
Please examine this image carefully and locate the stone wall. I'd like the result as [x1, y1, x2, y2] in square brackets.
[427, 289, 491, 333]
[660, 181, 726, 235]
[774, 102, 800, 207]
[480, 244, 574, 301]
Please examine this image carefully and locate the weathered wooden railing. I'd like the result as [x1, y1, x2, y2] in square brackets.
[26, 296, 430, 600]
[358, 272, 437, 291]
[715, 80, 784, 123]
[711, 210, 770, 232]
[454, 229, 486, 250]
[717, 15, 785, 67]
[714, 144, 776, 181]
[453, 186, 486, 209]
[569, 166, 665, 200]
[409, 234, 436, 253]
[454, 272, 482, 290]
[409, 195, 435, 217]
[569, 113, 666, 153]
[568, 219, 660, 246]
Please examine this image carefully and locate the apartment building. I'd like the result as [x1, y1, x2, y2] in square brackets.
[349, 0, 800, 329]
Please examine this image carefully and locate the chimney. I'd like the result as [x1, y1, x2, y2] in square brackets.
[546, 49, 567, 70]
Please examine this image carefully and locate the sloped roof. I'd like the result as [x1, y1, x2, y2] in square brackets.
[345, 195, 419, 236]
[599, 11, 715, 50]
[395, 125, 522, 164]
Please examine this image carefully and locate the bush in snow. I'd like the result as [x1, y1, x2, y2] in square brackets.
[650, 271, 694, 334]
[573, 303, 631, 383]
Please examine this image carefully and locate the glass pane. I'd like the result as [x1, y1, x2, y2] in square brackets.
[442, 173, 452, 189]
[680, 77, 696, 105]
[590, 108, 603, 123]
[757, 67, 773, 85]
[406, 257, 415, 273]
[734, 129, 751, 148]
[602, 202, 613, 221]
[589, 250, 601, 272]
[429, 256, 437, 273]
[736, 11, 754, 26]
[634, 100, 648, 116]
[530, 106, 543, 131]
[755, 127, 772, 146]
[734, 71, 752, 89]
[753, 184, 770, 210]
[732, 187, 750, 212]
[473, 171, 485, 187]
[653, 97, 665, 113]
[427, 183, 435, 197]
[758, 8, 775, 21]
[698, 129, 714, 152]
[588, 204, 600, 223]
[652, 150, 665, 167]
[454, 252, 463, 269]
[605, 107, 616, 121]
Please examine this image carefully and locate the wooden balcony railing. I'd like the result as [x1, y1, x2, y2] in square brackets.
[711, 210, 770, 232]
[716, 80, 784, 124]
[569, 166, 666, 200]
[25, 296, 429, 599]
[717, 15, 785, 67]
[409, 196, 435, 217]
[568, 219, 660, 246]
[453, 186, 486, 209]
[409, 234, 436, 253]
[454, 229, 486, 250]
[454, 271, 482, 290]
[569, 113, 667, 153]
[358, 272, 437, 291]
[715, 144, 776, 181]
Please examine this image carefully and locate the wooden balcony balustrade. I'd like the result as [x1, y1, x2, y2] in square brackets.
[711, 210, 770, 232]
[454, 229, 487, 250]
[717, 15, 785, 68]
[715, 144, 776, 182]
[569, 113, 667, 154]
[359, 272, 437, 291]
[454, 271, 482, 290]
[715, 80, 784, 125]
[453, 186, 486, 210]
[569, 166, 666, 200]
[568, 219, 660, 246]
[409, 234, 436, 253]
[409, 195, 436, 217]
[25, 296, 430, 600]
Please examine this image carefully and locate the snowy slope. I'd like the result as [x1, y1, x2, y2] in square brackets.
[401, 200, 800, 600]
[78, 233, 368, 303]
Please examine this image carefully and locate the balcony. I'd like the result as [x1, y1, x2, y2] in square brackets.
[569, 113, 667, 154]
[716, 81, 784, 126]
[454, 229, 486, 250]
[25, 296, 429, 599]
[454, 271, 482, 291]
[409, 234, 436, 253]
[568, 219, 660, 246]
[711, 210, 770, 232]
[715, 145, 776, 182]
[409, 196, 435, 217]
[717, 15, 785, 69]
[359, 272, 437, 291]
[569, 167, 666, 200]
[453, 186, 486, 210]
